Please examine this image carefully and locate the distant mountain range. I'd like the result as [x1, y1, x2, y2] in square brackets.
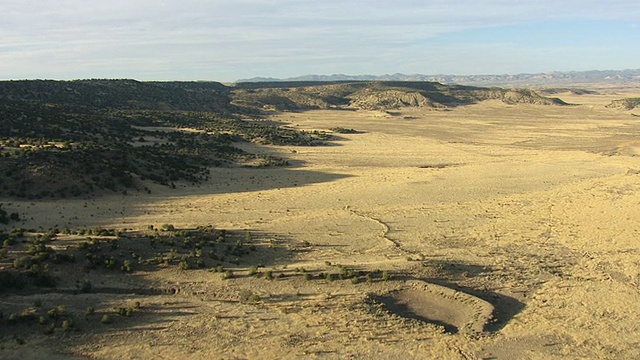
[237, 69, 640, 87]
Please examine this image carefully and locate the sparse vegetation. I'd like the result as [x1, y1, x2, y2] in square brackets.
[607, 97, 640, 110]
[330, 127, 361, 134]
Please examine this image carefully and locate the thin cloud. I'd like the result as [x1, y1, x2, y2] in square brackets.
[0, 0, 638, 80]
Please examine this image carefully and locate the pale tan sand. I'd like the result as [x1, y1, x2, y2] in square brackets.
[3, 90, 640, 359]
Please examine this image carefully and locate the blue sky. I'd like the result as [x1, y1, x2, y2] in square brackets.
[0, 0, 638, 82]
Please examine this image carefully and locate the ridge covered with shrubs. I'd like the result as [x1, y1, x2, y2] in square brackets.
[0, 79, 567, 198]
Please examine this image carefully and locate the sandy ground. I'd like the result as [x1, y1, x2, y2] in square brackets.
[2, 89, 640, 359]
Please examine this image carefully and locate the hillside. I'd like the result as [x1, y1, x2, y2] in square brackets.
[232, 81, 567, 111]
[0, 80, 331, 199]
[0, 79, 566, 199]
[606, 97, 640, 110]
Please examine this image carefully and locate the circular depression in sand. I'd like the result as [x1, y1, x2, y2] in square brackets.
[372, 280, 495, 334]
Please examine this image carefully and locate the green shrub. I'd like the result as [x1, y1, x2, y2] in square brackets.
[263, 270, 274, 280]
[240, 290, 261, 303]
[178, 259, 191, 270]
[61, 319, 72, 331]
[247, 265, 259, 276]
[101, 314, 112, 324]
[121, 259, 133, 272]
[222, 270, 233, 279]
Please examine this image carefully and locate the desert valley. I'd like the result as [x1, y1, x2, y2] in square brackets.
[1, 79, 640, 359]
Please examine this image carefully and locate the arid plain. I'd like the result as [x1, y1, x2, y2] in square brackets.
[3, 88, 640, 359]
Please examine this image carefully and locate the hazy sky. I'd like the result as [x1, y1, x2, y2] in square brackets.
[1, 1, 639, 82]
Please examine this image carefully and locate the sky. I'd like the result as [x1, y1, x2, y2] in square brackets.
[1, 0, 639, 82]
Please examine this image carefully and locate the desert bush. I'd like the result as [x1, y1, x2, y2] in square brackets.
[160, 224, 175, 231]
[178, 259, 191, 270]
[247, 265, 259, 276]
[61, 319, 72, 331]
[101, 314, 112, 324]
[240, 290, 261, 303]
[263, 270, 274, 280]
[222, 270, 233, 279]
[330, 127, 359, 134]
[121, 259, 133, 272]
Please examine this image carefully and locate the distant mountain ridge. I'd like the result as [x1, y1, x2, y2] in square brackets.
[237, 69, 640, 87]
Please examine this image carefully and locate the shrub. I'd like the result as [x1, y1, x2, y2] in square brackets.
[101, 315, 112, 324]
[222, 270, 233, 279]
[247, 265, 259, 276]
[62, 319, 72, 331]
[47, 308, 58, 319]
[160, 224, 175, 231]
[263, 270, 274, 280]
[178, 259, 191, 270]
[330, 127, 360, 134]
[121, 260, 133, 272]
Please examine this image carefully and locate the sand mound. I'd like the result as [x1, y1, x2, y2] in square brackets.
[372, 280, 494, 335]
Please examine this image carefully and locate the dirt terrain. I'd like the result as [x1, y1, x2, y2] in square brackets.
[2, 88, 640, 359]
